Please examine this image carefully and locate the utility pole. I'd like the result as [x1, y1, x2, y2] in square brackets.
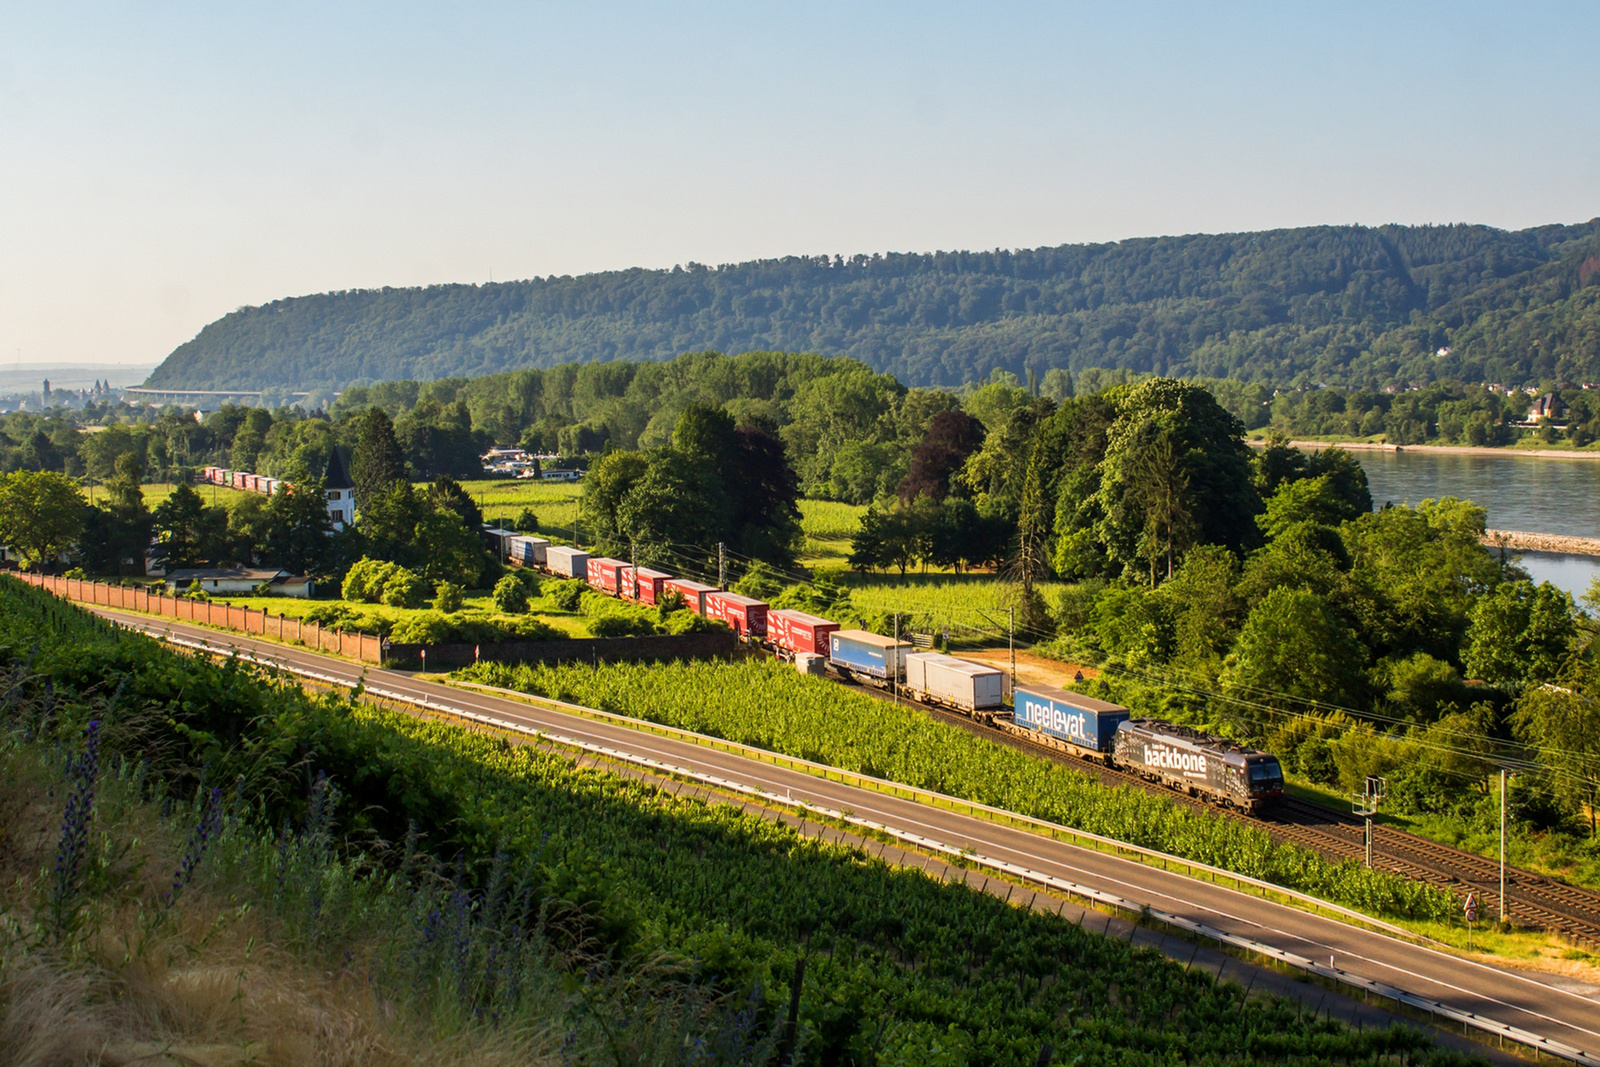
[1008, 607, 1016, 695]
[630, 539, 639, 600]
[574, 515, 580, 550]
[718, 542, 727, 589]
[892, 613, 899, 703]
[1500, 768, 1508, 925]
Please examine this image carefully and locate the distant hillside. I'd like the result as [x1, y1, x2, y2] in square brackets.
[146, 221, 1600, 391]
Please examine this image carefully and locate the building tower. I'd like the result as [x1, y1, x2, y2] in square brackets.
[324, 449, 356, 530]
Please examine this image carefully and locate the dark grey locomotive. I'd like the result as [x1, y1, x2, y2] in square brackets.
[1112, 719, 1284, 810]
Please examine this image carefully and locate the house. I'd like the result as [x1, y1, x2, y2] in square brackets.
[324, 449, 356, 530]
[540, 469, 581, 482]
[1526, 393, 1563, 423]
[164, 567, 296, 596]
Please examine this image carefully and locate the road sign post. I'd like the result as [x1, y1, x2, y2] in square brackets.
[1351, 775, 1388, 868]
[1465, 892, 1479, 950]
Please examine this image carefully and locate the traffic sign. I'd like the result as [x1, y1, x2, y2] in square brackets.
[1464, 892, 1478, 924]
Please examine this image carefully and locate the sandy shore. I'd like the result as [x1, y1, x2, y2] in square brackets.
[1255, 439, 1600, 462]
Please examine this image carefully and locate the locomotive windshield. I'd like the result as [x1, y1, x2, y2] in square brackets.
[1247, 760, 1283, 786]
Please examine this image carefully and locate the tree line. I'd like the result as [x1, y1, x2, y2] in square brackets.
[144, 220, 1600, 392]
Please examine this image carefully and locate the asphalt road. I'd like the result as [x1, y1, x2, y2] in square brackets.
[99, 609, 1600, 1060]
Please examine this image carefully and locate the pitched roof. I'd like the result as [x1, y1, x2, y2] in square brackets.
[165, 567, 289, 582]
[324, 447, 354, 490]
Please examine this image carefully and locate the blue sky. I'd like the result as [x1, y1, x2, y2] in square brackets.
[2, 2, 1596, 367]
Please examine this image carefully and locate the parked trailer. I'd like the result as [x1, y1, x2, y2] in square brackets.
[544, 545, 590, 579]
[586, 557, 628, 596]
[705, 591, 768, 638]
[507, 536, 549, 568]
[767, 609, 839, 658]
[903, 653, 1004, 713]
[1112, 719, 1284, 809]
[620, 566, 672, 605]
[1008, 683, 1130, 760]
[664, 578, 717, 614]
[828, 629, 912, 686]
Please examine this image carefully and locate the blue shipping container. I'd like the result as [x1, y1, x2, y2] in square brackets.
[828, 629, 910, 680]
[1012, 683, 1130, 752]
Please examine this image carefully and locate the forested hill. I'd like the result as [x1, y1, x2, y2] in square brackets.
[146, 220, 1600, 391]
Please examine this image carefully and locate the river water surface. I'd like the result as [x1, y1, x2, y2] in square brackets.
[1348, 449, 1599, 603]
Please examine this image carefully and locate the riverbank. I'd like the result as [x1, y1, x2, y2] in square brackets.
[1485, 530, 1600, 559]
[1251, 438, 1600, 462]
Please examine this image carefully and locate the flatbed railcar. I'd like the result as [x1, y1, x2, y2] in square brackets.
[903, 652, 1004, 713]
[1112, 719, 1284, 810]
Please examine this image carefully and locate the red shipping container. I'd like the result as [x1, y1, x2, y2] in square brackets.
[586, 557, 627, 596]
[664, 579, 717, 614]
[767, 608, 839, 657]
[620, 566, 672, 604]
[705, 591, 768, 638]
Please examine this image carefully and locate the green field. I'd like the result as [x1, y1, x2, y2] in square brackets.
[449, 478, 583, 535]
[798, 498, 865, 567]
[841, 573, 1070, 639]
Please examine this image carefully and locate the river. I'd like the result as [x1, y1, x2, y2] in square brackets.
[1350, 449, 1599, 604]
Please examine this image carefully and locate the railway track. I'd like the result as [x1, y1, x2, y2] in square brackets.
[866, 683, 1600, 945]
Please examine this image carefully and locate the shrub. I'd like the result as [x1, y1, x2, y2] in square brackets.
[301, 603, 387, 635]
[62, 567, 87, 580]
[661, 609, 728, 635]
[382, 569, 429, 609]
[492, 574, 529, 614]
[512, 567, 542, 598]
[388, 611, 456, 644]
[342, 557, 399, 603]
[547, 578, 587, 611]
[432, 581, 464, 613]
[587, 612, 659, 638]
[515, 506, 539, 532]
[182, 579, 209, 602]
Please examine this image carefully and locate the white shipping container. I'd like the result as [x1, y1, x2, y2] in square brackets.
[544, 545, 590, 578]
[904, 652, 1005, 712]
[795, 652, 826, 676]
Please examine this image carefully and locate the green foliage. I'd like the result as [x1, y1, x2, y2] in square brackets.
[387, 610, 564, 644]
[341, 556, 397, 603]
[144, 222, 1600, 392]
[1222, 587, 1370, 714]
[0, 470, 85, 570]
[0, 578, 1465, 1066]
[462, 656, 1457, 923]
[1464, 581, 1577, 692]
[432, 580, 464, 613]
[492, 573, 529, 614]
[547, 577, 588, 611]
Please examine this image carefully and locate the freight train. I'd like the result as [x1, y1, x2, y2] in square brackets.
[509, 542, 1285, 811]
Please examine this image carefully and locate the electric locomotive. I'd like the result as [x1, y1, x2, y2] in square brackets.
[1112, 719, 1284, 810]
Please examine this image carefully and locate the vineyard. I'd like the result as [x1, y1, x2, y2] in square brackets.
[0, 576, 1471, 1064]
[843, 574, 1072, 636]
[460, 657, 1458, 924]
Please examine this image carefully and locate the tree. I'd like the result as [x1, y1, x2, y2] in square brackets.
[1513, 647, 1600, 836]
[1464, 581, 1577, 691]
[898, 411, 986, 505]
[411, 508, 494, 587]
[728, 427, 802, 566]
[0, 471, 85, 569]
[426, 476, 484, 530]
[1222, 586, 1369, 716]
[1094, 379, 1261, 579]
[151, 484, 227, 571]
[104, 452, 152, 575]
[492, 573, 528, 614]
[350, 407, 407, 508]
[262, 478, 337, 576]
